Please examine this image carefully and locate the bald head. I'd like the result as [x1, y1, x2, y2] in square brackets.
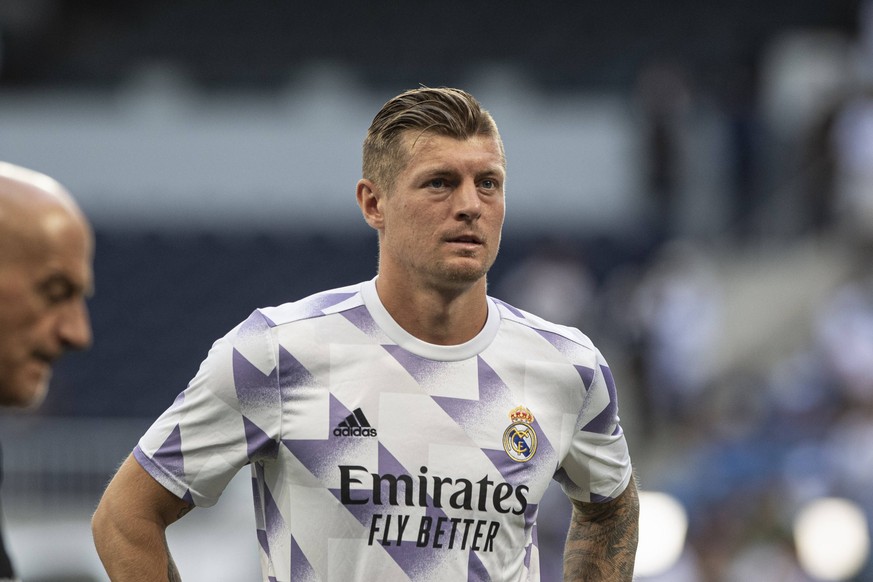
[0, 161, 74, 204]
[0, 162, 86, 250]
[0, 162, 94, 408]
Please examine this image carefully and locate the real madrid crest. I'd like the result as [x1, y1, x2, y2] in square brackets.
[502, 405, 537, 462]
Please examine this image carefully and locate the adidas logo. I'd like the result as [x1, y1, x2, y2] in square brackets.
[334, 408, 378, 437]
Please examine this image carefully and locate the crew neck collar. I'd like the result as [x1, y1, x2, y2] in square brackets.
[360, 277, 500, 361]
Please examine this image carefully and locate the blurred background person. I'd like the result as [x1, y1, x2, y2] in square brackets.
[0, 161, 93, 580]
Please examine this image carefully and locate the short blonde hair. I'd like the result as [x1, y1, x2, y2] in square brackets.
[362, 87, 505, 191]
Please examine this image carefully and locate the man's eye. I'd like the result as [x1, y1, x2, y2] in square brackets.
[428, 178, 446, 189]
[481, 179, 495, 189]
[40, 279, 74, 304]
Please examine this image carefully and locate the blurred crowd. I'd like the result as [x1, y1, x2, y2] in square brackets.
[495, 4, 873, 579]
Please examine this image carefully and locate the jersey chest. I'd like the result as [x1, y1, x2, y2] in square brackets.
[275, 343, 573, 513]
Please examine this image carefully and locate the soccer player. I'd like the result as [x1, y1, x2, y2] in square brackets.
[92, 87, 639, 581]
[0, 162, 94, 579]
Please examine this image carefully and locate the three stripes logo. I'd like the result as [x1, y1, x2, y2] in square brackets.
[333, 408, 378, 437]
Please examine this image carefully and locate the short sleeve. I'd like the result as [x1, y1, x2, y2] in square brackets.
[134, 310, 281, 507]
[555, 348, 633, 503]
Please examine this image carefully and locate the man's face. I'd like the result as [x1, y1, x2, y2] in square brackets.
[0, 205, 93, 407]
[376, 132, 506, 291]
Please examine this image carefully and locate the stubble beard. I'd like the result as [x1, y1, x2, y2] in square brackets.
[381, 232, 500, 292]
[0, 368, 50, 409]
[430, 244, 500, 290]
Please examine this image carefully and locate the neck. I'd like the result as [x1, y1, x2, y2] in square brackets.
[374, 273, 489, 345]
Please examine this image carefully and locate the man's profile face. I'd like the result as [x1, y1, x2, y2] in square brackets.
[0, 199, 93, 408]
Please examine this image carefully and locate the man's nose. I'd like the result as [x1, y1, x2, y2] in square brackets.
[453, 180, 482, 221]
[58, 299, 92, 351]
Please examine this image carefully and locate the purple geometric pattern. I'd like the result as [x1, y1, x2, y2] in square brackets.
[252, 470, 269, 555]
[265, 292, 358, 326]
[277, 345, 318, 400]
[552, 467, 581, 499]
[524, 502, 539, 552]
[253, 463, 266, 504]
[482, 418, 555, 489]
[574, 364, 596, 391]
[133, 443, 190, 503]
[243, 416, 279, 462]
[233, 347, 279, 418]
[524, 519, 537, 572]
[580, 365, 620, 436]
[282, 394, 359, 481]
[290, 535, 316, 581]
[384, 345, 445, 386]
[431, 357, 509, 432]
[239, 308, 273, 335]
[151, 424, 186, 484]
[306, 292, 358, 316]
[378, 444, 447, 577]
[524, 500, 539, 529]
[257, 529, 270, 559]
[327, 443, 450, 578]
[134, 281, 633, 581]
[263, 482, 289, 560]
[431, 354, 557, 503]
[535, 329, 593, 361]
[491, 298, 526, 319]
[553, 467, 616, 503]
[341, 305, 383, 339]
[468, 550, 491, 581]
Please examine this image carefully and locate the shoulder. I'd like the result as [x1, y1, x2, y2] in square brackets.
[221, 282, 366, 357]
[255, 282, 366, 329]
[490, 296, 599, 363]
[491, 296, 595, 347]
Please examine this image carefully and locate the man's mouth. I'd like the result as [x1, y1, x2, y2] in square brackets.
[446, 234, 483, 245]
[32, 352, 57, 365]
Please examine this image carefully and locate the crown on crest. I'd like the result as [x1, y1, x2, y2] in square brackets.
[509, 405, 534, 424]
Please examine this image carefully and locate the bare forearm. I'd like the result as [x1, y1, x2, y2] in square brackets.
[91, 454, 193, 581]
[92, 506, 186, 581]
[563, 476, 640, 582]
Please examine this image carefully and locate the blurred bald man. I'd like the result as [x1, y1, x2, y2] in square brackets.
[0, 162, 94, 579]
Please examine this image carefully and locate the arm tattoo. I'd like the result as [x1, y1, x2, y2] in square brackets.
[563, 475, 640, 581]
[176, 503, 194, 520]
[165, 537, 182, 582]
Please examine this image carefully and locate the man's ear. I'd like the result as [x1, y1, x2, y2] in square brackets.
[356, 178, 384, 230]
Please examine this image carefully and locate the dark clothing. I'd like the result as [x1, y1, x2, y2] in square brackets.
[0, 527, 13, 579]
[0, 443, 15, 578]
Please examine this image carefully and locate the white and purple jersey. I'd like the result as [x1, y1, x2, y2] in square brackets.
[134, 278, 632, 582]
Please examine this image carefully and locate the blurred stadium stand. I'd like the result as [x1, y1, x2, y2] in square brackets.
[2, 1, 872, 580]
[0, 0, 860, 92]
